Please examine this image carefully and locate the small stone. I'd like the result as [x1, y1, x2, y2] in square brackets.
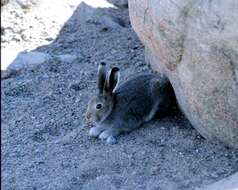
[150, 166, 160, 175]
[106, 136, 117, 145]
[45, 37, 54, 41]
[141, 151, 146, 155]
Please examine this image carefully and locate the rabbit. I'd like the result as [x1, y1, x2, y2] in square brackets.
[85, 62, 175, 142]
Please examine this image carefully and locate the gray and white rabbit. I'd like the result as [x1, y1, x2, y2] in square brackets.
[86, 62, 175, 142]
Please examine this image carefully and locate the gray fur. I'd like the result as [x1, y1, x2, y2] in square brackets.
[87, 64, 175, 142]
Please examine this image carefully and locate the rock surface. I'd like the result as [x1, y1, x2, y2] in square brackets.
[107, 0, 128, 8]
[129, 0, 238, 148]
[6, 51, 78, 72]
[8, 51, 49, 71]
[197, 172, 238, 190]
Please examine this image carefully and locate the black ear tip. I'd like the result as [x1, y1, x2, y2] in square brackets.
[100, 62, 106, 66]
[112, 67, 120, 72]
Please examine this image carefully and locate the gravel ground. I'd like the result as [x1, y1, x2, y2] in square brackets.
[1, 2, 238, 190]
[1, 0, 87, 69]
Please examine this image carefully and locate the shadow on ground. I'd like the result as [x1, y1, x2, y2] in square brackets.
[1, 2, 238, 190]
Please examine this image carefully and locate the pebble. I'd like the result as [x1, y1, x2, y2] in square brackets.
[106, 136, 117, 145]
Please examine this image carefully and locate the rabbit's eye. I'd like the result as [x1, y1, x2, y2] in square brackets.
[96, 103, 102, 109]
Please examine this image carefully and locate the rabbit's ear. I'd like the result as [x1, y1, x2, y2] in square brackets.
[97, 62, 107, 94]
[104, 67, 120, 94]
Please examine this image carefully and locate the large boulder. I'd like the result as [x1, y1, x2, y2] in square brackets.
[129, 0, 238, 148]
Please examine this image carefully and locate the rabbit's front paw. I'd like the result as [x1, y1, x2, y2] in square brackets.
[89, 126, 104, 137]
[99, 129, 120, 140]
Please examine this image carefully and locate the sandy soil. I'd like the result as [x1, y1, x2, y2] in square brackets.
[1, 2, 238, 190]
